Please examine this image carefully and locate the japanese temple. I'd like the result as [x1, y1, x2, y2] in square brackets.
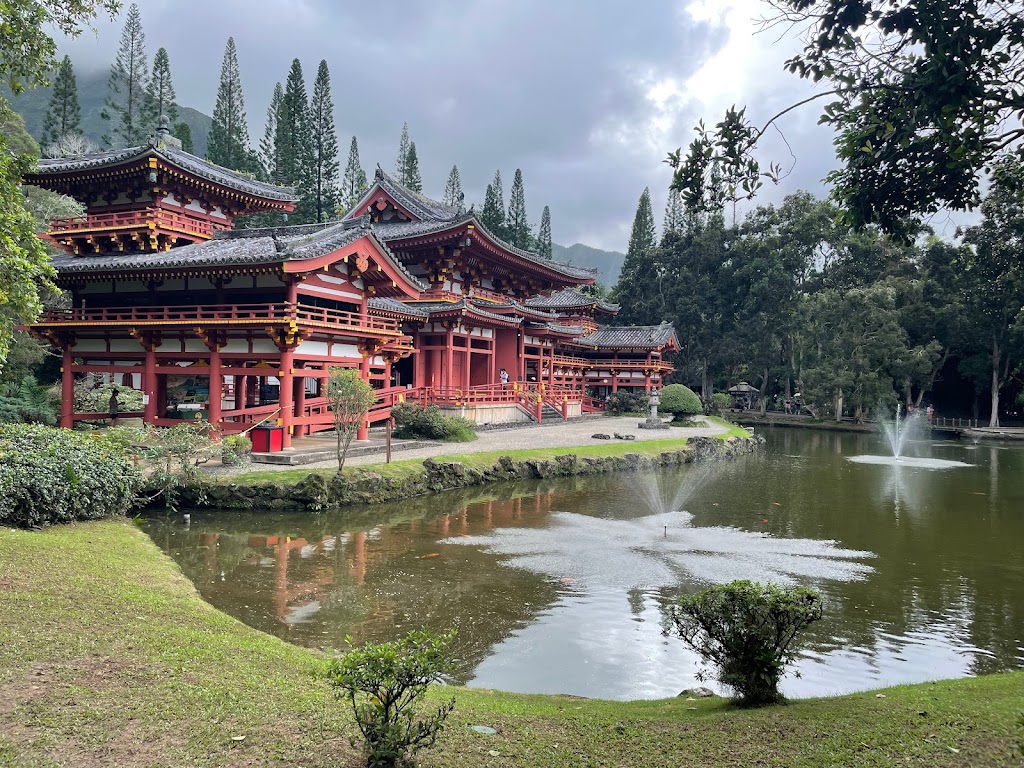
[25, 122, 677, 449]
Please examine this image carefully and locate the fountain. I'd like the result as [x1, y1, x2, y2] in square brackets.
[849, 404, 970, 469]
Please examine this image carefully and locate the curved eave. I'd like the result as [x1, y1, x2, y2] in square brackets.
[283, 234, 426, 299]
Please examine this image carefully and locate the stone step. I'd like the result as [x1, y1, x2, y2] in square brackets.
[251, 438, 440, 466]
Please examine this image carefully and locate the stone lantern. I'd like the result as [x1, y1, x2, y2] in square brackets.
[638, 389, 669, 430]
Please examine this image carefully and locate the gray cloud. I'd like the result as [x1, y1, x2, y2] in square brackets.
[60, 0, 847, 251]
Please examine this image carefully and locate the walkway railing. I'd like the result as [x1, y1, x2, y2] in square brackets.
[49, 208, 217, 238]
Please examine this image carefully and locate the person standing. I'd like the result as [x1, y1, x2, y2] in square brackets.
[108, 387, 120, 425]
[499, 368, 510, 388]
[927, 404, 934, 424]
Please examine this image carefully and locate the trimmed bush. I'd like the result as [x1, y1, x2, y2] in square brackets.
[221, 433, 252, 466]
[668, 580, 823, 706]
[659, 384, 703, 419]
[604, 390, 649, 415]
[711, 392, 731, 413]
[0, 423, 142, 528]
[323, 628, 457, 768]
[392, 403, 476, 442]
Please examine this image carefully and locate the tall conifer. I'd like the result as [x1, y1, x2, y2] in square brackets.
[662, 189, 684, 243]
[341, 136, 368, 212]
[101, 3, 148, 146]
[259, 83, 284, 182]
[506, 168, 531, 248]
[395, 122, 411, 183]
[143, 47, 177, 129]
[481, 170, 505, 237]
[405, 141, 423, 192]
[536, 205, 553, 259]
[278, 59, 313, 219]
[41, 56, 81, 145]
[443, 165, 463, 207]
[207, 37, 250, 171]
[307, 60, 339, 222]
[615, 188, 658, 321]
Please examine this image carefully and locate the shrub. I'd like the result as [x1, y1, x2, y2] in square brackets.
[0, 423, 142, 528]
[0, 375, 58, 425]
[659, 384, 703, 419]
[220, 433, 252, 466]
[604, 390, 649, 415]
[668, 580, 823, 707]
[392, 403, 477, 442]
[711, 392, 731, 413]
[323, 628, 457, 768]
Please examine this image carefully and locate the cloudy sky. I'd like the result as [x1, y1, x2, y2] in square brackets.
[59, 0, 843, 252]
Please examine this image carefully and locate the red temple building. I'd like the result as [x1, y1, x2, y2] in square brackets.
[25, 123, 677, 449]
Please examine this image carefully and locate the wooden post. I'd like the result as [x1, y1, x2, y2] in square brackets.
[463, 343, 471, 391]
[294, 366, 306, 437]
[279, 348, 294, 448]
[143, 342, 156, 423]
[517, 330, 526, 381]
[386, 419, 392, 464]
[357, 351, 371, 441]
[208, 341, 222, 430]
[61, 345, 74, 429]
[488, 338, 496, 384]
[445, 326, 454, 390]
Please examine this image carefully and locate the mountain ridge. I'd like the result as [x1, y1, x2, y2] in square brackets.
[551, 242, 624, 286]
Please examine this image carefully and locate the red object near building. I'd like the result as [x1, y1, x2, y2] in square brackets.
[25, 121, 678, 448]
[250, 425, 284, 454]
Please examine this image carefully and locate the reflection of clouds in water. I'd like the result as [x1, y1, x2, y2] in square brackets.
[848, 455, 971, 468]
[444, 511, 873, 589]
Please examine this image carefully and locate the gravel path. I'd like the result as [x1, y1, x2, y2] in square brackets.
[208, 417, 728, 477]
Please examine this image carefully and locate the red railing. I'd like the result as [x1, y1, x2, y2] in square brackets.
[586, 359, 673, 371]
[35, 302, 401, 335]
[552, 355, 589, 368]
[49, 208, 216, 238]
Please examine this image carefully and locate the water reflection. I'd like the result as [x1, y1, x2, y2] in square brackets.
[146, 429, 1024, 699]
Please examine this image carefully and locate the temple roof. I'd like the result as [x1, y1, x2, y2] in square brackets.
[524, 288, 619, 313]
[411, 298, 523, 326]
[47, 219, 426, 290]
[571, 323, 678, 350]
[368, 297, 430, 319]
[367, 168, 462, 221]
[528, 322, 588, 336]
[29, 141, 299, 203]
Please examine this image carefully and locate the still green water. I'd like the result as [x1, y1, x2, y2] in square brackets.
[147, 428, 1024, 700]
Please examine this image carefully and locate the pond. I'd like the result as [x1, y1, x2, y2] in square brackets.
[146, 428, 1024, 700]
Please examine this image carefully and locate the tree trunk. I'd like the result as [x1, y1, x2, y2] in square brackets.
[835, 389, 843, 422]
[990, 337, 1001, 428]
[759, 367, 768, 415]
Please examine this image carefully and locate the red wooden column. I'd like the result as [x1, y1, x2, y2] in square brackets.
[445, 326, 454, 390]
[143, 340, 157, 423]
[517, 330, 526, 382]
[488, 338, 496, 383]
[279, 348, 294, 448]
[208, 341, 222, 429]
[463, 336, 471, 391]
[294, 365, 306, 437]
[60, 345, 74, 429]
[548, 346, 555, 387]
[413, 330, 425, 388]
[357, 350, 371, 441]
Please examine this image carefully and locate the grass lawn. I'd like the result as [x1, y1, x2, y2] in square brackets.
[0, 519, 1021, 767]
[232, 416, 751, 486]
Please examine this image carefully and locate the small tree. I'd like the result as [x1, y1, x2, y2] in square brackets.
[326, 367, 375, 474]
[323, 629, 457, 768]
[659, 383, 703, 420]
[668, 581, 823, 707]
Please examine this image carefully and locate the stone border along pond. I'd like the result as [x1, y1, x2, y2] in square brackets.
[162, 435, 764, 512]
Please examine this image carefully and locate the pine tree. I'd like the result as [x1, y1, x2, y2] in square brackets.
[278, 59, 314, 220]
[41, 55, 81, 145]
[615, 188, 658, 321]
[143, 47, 177, 130]
[481, 169, 505, 237]
[506, 168, 531, 248]
[395, 122, 411, 183]
[101, 3, 148, 146]
[536, 205, 553, 259]
[259, 82, 284, 182]
[206, 37, 250, 171]
[443, 165, 463, 207]
[340, 136, 368, 212]
[662, 188, 684, 243]
[172, 121, 192, 152]
[405, 141, 423, 192]
[306, 60, 339, 222]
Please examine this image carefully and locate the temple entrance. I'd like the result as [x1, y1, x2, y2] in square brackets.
[392, 355, 414, 388]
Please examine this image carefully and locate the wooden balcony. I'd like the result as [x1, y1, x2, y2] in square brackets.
[49, 208, 218, 239]
[32, 302, 403, 337]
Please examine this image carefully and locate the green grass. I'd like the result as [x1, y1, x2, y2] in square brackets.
[1, 520, 1021, 767]
[231, 417, 751, 486]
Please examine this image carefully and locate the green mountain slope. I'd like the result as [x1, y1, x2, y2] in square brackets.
[552, 242, 625, 286]
[4, 68, 211, 156]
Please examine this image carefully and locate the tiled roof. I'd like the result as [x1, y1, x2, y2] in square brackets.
[48, 219, 427, 290]
[412, 299, 523, 325]
[468, 298, 560, 320]
[528, 322, 587, 335]
[368, 297, 429, 318]
[371, 168, 462, 221]
[30, 141, 298, 202]
[524, 288, 619, 313]
[571, 323, 678, 350]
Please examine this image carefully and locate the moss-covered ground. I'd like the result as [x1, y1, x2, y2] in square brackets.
[1, 519, 1021, 767]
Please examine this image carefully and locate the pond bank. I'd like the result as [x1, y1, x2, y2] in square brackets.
[1, 519, 1020, 767]
[170, 429, 761, 512]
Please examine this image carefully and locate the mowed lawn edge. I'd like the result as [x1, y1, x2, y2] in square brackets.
[0, 519, 1021, 767]
[227, 416, 752, 486]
